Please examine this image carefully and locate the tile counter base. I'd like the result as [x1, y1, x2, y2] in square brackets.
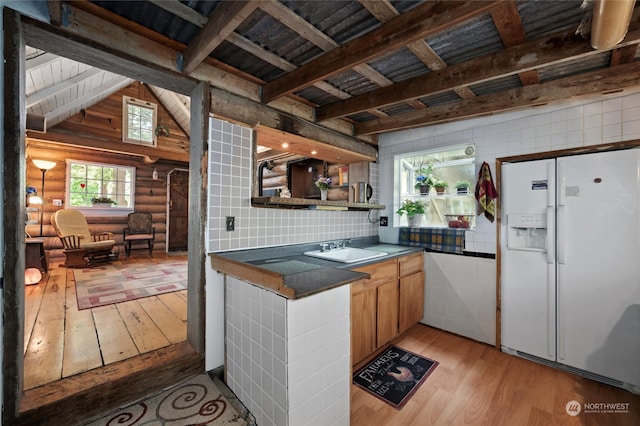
[226, 275, 350, 426]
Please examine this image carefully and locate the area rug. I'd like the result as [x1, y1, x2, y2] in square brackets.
[83, 374, 249, 426]
[353, 345, 438, 409]
[74, 261, 187, 310]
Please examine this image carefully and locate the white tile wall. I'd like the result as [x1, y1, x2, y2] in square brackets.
[287, 285, 350, 426]
[380, 90, 640, 346]
[226, 276, 288, 426]
[378, 91, 640, 255]
[207, 118, 378, 252]
[226, 276, 350, 426]
[422, 253, 496, 345]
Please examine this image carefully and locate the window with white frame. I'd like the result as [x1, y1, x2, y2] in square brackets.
[66, 160, 135, 212]
[395, 145, 476, 228]
[122, 96, 157, 146]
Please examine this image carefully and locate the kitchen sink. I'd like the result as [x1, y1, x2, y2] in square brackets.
[363, 244, 412, 254]
[303, 247, 388, 263]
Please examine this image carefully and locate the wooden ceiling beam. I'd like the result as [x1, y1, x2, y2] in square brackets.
[259, 0, 391, 115]
[210, 86, 378, 162]
[317, 9, 640, 122]
[354, 60, 640, 135]
[148, 0, 208, 27]
[26, 67, 103, 108]
[25, 51, 59, 71]
[180, 1, 260, 74]
[25, 4, 371, 151]
[23, 10, 199, 95]
[359, 0, 476, 102]
[261, 1, 501, 103]
[43, 75, 131, 127]
[610, 43, 638, 65]
[47, 0, 62, 26]
[490, 0, 540, 85]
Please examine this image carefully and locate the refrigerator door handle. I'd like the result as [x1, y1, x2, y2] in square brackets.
[547, 162, 555, 207]
[557, 159, 566, 206]
[558, 205, 566, 264]
[547, 264, 556, 358]
[546, 207, 554, 264]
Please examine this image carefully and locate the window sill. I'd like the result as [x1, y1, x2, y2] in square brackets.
[72, 207, 133, 217]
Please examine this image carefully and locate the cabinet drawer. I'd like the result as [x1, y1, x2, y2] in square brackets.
[352, 259, 398, 290]
[399, 252, 424, 277]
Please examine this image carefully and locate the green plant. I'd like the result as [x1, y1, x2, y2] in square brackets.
[315, 176, 332, 190]
[414, 163, 435, 189]
[454, 180, 470, 189]
[433, 179, 448, 188]
[396, 199, 426, 216]
[91, 196, 116, 205]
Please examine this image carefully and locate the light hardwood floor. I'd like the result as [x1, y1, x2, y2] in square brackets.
[352, 324, 640, 426]
[24, 253, 188, 390]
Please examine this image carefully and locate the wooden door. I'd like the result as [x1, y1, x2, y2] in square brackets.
[399, 271, 425, 334]
[351, 286, 376, 366]
[168, 170, 189, 251]
[376, 280, 399, 348]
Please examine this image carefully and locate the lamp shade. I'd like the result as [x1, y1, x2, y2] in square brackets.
[32, 159, 56, 170]
[25, 267, 42, 285]
[28, 195, 43, 205]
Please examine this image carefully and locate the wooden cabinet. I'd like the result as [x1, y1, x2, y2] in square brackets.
[377, 280, 399, 346]
[351, 259, 398, 365]
[351, 287, 377, 365]
[398, 252, 424, 334]
[350, 252, 424, 366]
[399, 271, 425, 334]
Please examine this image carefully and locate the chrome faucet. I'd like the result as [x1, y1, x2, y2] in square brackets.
[321, 240, 349, 252]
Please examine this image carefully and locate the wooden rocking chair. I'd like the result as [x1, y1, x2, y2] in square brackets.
[51, 209, 117, 268]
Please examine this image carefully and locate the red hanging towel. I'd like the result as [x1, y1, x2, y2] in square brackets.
[475, 161, 498, 223]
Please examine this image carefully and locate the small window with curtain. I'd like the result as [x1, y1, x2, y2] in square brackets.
[66, 160, 135, 216]
[122, 96, 157, 146]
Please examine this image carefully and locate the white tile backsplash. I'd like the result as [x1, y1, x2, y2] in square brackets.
[207, 118, 377, 252]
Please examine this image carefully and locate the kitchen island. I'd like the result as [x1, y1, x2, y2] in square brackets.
[210, 237, 422, 426]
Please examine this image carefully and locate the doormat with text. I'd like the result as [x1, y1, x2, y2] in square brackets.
[353, 345, 438, 409]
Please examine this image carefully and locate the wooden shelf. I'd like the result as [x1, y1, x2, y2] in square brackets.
[136, 177, 165, 183]
[251, 197, 385, 211]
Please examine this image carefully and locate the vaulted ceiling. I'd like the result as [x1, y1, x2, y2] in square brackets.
[27, 0, 640, 153]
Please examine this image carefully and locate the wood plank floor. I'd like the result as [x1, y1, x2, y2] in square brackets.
[352, 324, 640, 426]
[24, 253, 188, 390]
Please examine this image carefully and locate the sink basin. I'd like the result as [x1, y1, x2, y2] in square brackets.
[303, 247, 388, 263]
[364, 244, 412, 254]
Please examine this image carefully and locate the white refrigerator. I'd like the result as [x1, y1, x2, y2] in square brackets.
[500, 148, 640, 392]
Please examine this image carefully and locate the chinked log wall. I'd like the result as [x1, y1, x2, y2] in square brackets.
[26, 143, 187, 262]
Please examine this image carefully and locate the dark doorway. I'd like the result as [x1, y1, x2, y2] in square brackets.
[168, 169, 189, 252]
[287, 158, 325, 199]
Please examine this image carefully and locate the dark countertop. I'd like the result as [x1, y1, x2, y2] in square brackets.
[210, 236, 423, 299]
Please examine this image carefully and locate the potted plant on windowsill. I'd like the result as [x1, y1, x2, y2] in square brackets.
[454, 180, 471, 194]
[433, 179, 448, 195]
[396, 199, 426, 227]
[91, 197, 116, 207]
[414, 163, 434, 195]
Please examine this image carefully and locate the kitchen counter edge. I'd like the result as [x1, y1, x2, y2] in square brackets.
[209, 239, 423, 299]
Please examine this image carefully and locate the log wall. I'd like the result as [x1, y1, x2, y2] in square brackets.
[26, 142, 187, 262]
[260, 156, 350, 201]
